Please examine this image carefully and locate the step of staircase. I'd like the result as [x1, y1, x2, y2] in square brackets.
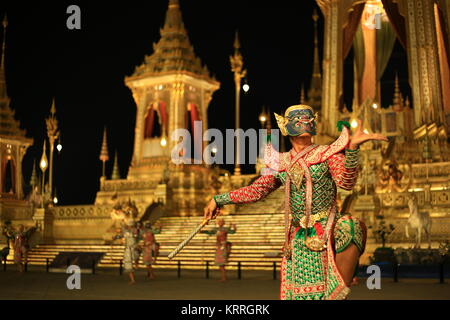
[22, 212, 285, 270]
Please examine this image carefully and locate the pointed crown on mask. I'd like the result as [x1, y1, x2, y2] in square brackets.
[274, 104, 318, 136]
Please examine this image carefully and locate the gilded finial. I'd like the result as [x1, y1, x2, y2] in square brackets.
[312, 8, 318, 22]
[300, 84, 305, 104]
[50, 98, 56, 115]
[169, 0, 179, 8]
[274, 113, 289, 136]
[1, 14, 7, 70]
[233, 31, 240, 50]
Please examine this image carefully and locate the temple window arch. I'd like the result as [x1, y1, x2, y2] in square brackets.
[1, 154, 16, 194]
[144, 101, 167, 139]
[185, 102, 202, 161]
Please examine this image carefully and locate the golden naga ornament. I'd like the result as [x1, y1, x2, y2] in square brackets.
[274, 112, 288, 136]
[299, 215, 316, 229]
[287, 163, 304, 191]
[283, 243, 292, 260]
[305, 235, 327, 252]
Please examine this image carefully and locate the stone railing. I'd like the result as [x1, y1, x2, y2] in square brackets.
[99, 179, 159, 192]
[379, 190, 450, 210]
[411, 162, 450, 180]
[52, 205, 112, 219]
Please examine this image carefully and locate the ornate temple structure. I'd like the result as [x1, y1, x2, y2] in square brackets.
[94, 0, 220, 221]
[315, 0, 450, 257]
[0, 16, 33, 225]
[0, 1, 449, 268]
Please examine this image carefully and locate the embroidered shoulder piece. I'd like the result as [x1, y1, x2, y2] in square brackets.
[264, 127, 350, 170]
[263, 143, 290, 172]
[309, 126, 351, 165]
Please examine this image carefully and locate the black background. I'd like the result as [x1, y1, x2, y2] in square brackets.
[1, 1, 410, 205]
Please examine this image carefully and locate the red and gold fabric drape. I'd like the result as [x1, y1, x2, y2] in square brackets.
[343, 2, 366, 58]
[2, 158, 16, 193]
[381, 0, 407, 48]
[1, 157, 6, 192]
[187, 103, 200, 139]
[159, 101, 167, 133]
[144, 102, 167, 138]
[144, 104, 156, 138]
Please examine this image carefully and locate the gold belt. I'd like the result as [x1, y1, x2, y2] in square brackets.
[292, 210, 329, 229]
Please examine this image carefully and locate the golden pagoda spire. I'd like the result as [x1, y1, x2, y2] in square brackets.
[99, 127, 109, 178]
[1, 14, 6, 70]
[300, 84, 305, 104]
[392, 72, 404, 112]
[0, 13, 29, 140]
[30, 160, 38, 188]
[234, 30, 240, 51]
[111, 151, 120, 180]
[306, 8, 322, 114]
[311, 9, 320, 80]
[1, 14, 8, 99]
[161, 0, 185, 35]
[130, 0, 213, 79]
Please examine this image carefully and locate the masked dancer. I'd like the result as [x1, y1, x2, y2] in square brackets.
[115, 219, 140, 284]
[140, 221, 161, 279]
[204, 104, 387, 299]
[201, 218, 236, 282]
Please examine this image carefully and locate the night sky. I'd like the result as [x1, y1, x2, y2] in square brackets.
[1, 1, 410, 205]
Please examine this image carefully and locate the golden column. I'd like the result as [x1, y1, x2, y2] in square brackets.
[45, 99, 59, 199]
[316, 0, 360, 141]
[230, 32, 246, 175]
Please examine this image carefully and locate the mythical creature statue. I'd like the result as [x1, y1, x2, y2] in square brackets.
[103, 197, 139, 242]
[405, 195, 432, 248]
[377, 161, 411, 192]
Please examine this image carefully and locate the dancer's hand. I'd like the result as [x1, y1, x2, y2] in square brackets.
[349, 119, 388, 149]
[204, 198, 218, 220]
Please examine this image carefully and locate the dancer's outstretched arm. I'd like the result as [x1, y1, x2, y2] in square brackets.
[204, 175, 281, 219]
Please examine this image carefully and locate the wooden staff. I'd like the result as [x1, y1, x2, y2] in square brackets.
[168, 218, 211, 260]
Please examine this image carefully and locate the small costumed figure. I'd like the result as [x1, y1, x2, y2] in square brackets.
[201, 218, 236, 282]
[114, 219, 140, 284]
[204, 104, 388, 299]
[12, 224, 37, 273]
[140, 221, 161, 279]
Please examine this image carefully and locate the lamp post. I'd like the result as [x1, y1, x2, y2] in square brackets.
[230, 31, 246, 176]
[45, 99, 59, 200]
[39, 141, 48, 208]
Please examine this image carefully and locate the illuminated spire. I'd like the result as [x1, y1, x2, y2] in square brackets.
[1, 14, 6, 72]
[299, 84, 305, 104]
[1, 14, 8, 99]
[392, 72, 404, 112]
[99, 127, 109, 178]
[305, 8, 322, 114]
[130, 0, 213, 80]
[30, 160, 37, 187]
[99, 127, 109, 162]
[111, 151, 120, 180]
[0, 13, 28, 140]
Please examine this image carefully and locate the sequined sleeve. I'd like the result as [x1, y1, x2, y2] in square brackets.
[327, 148, 360, 191]
[213, 175, 281, 206]
[200, 228, 218, 235]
